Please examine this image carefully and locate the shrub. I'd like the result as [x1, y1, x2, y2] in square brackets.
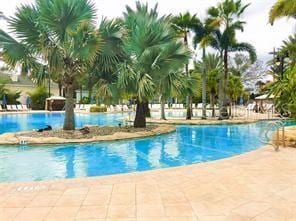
[90, 106, 107, 112]
[28, 87, 49, 110]
[6, 91, 21, 104]
[80, 96, 90, 104]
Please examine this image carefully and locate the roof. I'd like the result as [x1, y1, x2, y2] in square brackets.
[255, 94, 275, 100]
[46, 96, 66, 100]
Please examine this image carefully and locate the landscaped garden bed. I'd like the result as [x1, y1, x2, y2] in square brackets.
[0, 125, 176, 145]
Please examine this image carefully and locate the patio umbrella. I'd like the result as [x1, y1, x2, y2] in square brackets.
[26, 96, 31, 108]
[2, 95, 7, 108]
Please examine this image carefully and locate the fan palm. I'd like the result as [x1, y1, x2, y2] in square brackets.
[0, 0, 101, 130]
[269, 0, 296, 25]
[207, 0, 256, 119]
[172, 12, 200, 120]
[118, 2, 190, 127]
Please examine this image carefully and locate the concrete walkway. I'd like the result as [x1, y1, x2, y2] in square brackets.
[0, 146, 296, 221]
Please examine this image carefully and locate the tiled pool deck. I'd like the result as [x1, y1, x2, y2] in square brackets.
[0, 145, 296, 221]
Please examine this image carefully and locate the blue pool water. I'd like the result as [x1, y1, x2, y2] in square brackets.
[0, 113, 294, 182]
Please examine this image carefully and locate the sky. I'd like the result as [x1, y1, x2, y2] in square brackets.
[0, 0, 295, 62]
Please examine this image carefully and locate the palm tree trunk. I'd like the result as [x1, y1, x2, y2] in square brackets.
[202, 47, 207, 119]
[144, 101, 151, 117]
[184, 33, 192, 120]
[58, 83, 62, 96]
[219, 49, 229, 120]
[210, 92, 215, 118]
[63, 81, 75, 130]
[134, 99, 146, 128]
[160, 99, 166, 120]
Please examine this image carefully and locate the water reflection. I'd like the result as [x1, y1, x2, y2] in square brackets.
[1, 122, 293, 182]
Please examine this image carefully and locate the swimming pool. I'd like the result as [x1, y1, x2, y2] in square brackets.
[0, 113, 294, 182]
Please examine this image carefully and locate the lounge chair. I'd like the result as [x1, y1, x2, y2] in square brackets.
[179, 104, 184, 109]
[6, 105, 12, 111]
[164, 104, 169, 109]
[172, 104, 177, 109]
[197, 103, 203, 109]
[16, 104, 23, 111]
[74, 104, 80, 111]
[123, 105, 129, 111]
[22, 105, 28, 111]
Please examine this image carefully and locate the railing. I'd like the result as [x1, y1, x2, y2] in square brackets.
[259, 120, 286, 151]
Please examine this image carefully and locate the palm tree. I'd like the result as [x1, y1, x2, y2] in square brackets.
[118, 2, 190, 127]
[207, 0, 257, 119]
[227, 74, 243, 117]
[269, 0, 296, 24]
[192, 19, 217, 119]
[0, 0, 101, 130]
[195, 53, 222, 117]
[172, 12, 200, 120]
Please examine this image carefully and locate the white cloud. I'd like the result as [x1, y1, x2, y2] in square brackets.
[0, 0, 295, 62]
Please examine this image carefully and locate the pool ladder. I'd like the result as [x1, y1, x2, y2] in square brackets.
[259, 120, 286, 151]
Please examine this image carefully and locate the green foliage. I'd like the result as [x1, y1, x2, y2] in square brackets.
[90, 106, 107, 112]
[269, 65, 296, 118]
[0, 74, 12, 84]
[0, 84, 21, 104]
[118, 2, 190, 102]
[28, 87, 48, 110]
[269, 0, 296, 24]
[80, 96, 90, 104]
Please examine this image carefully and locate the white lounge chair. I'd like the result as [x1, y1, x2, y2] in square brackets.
[172, 104, 178, 109]
[123, 105, 129, 111]
[197, 103, 203, 109]
[179, 104, 184, 109]
[6, 105, 12, 111]
[164, 104, 169, 109]
[22, 105, 28, 111]
[16, 104, 23, 111]
[74, 104, 80, 111]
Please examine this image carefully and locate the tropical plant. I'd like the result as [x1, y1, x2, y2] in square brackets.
[227, 74, 243, 117]
[269, 0, 296, 24]
[172, 12, 199, 120]
[195, 53, 222, 117]
[192, 18, 218, 119]
[28, 86, 48, 110]
[118, 2, 190, 127]
[0, 0, 102, 130]
[268, 65, 296, 117]
[206, 0, 257, 119]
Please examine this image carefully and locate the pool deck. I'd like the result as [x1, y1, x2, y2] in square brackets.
[0, 145, 296, 221]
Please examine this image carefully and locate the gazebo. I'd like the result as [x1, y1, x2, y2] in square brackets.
[45, 96, 66, 111]
[255, 94, 274, 113]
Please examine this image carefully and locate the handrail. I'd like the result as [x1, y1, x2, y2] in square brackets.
[259, 120, 286, 151]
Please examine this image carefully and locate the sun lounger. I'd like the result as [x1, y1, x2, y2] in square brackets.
[16, 104, 24, 111]
[74, 104, 80, 111]
[164, 104, 169, 109]
[79, 104, 86, 110]
[22, 105, 28, 111]
[179, 104, 184, 109]
[11, 105, 18, 111]
[6, 105, 12, 111]
[246, 103, 255, 110]
[197, 103, 203, 109]
[172, 104, 177, 109]
[123, 105, 129, 111]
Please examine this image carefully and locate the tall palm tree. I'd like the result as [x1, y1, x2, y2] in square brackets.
[269, 0, 296, 24]
[172, 12, 199, 120]
[118, 2, 190, 127]
[0, 0, 102, 130]
[192, 19, 217, 119]
[207, 0, 257, 119]
[195, 53, 222, 117]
